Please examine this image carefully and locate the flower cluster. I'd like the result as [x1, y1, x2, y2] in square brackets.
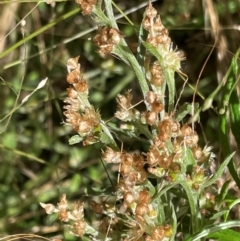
[144, 91, 164, 125]
[142, 3, 170, 49]
[142, 3, 184, 71]
[40, 194, 86, 237]
[75, 0, 97, 15]
[114, 91, 140, 121]
[93, 26, 123, 55]
[149, 62, 164, 87]
[63, 56, 102, 145]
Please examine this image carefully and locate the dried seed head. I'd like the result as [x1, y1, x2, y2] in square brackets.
[75, 0, 97, 15]
[64, 97, 82, 112]
[147, 34, 158, 47]
[145, 2, 157, 19]
[152, 75, 164, 86]
[192, 146, 203, 160]
[81, 2, 93, 15]
[74, 80, 88, 93]
[72, 220, 86, 237]
[77, 120, 91, 134]
[58, 194, 68, 210]
[67, 56, 80, 72]
[151, 226, 165, 240]
[171, 121, 180, 135]
[159, 131, 170, 142]
[108, 28, 123, 44]
[121, 163, 131, 176]
[40, 202, 57, 214]
[64, 110, 81, 129]
[147, 146, 162, 166]
[145, 91, 157, 104]
[102, 147, 122, 163]
[124, 191, 135, 206]
[115, 91, 137, 121]
[59, 209, 69, 222]
[136, 170, 148, 183]
[155, 33, 171, 46]
[71, 202, 84, 220]
[150, 62, 164, 86]
[67, 69, 80, 84]
[150, 62, 161, 76]
[116, 91, 132, 109]
[153, 16, 165, 32]
[142, 17, 151, 31]
[138, 189, 151, 204]
[121, 153, 133, 165]
[93, 26, 123, 55]
[132, 153, 145, 170]
[67, 87, 78, 99]
[158, 119, 172, 134]
[135, 203, 149, 216]
[152, 101, 164, 113]
[181, 124, 193, 136]
[153, 136, 164, 147]
[146, 111, 158, 125]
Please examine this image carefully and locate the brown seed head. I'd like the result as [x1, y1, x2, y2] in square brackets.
[40, 203, 57, 214]
[181, 124, 193, 136]
[135, 203, 149, 216]
[58, 209, 69, 222]
[121, 163, 131, 176]
[142, 17, 151, 31]
[58, 194, 68, 210]
[67, 87, 78, 99]
[121, 153, 133, 165]
[153, 16, 165, 33]
[151, 226, 165, 240]
[67, 56, 80, 72]
[138, 189, 151, 204]
[192, 146, 203, 160]
[102, 147, 122, 163]
[124, 191, 135, 206]
[74, 80, 88, 93]
[152, 101, 164, 113]
[73, 219, 86, 237]
[145, 2, 157, 19]
[67, 69, 80, 84]
[145, 91, 157, 104]
[146, 111, 158, 125]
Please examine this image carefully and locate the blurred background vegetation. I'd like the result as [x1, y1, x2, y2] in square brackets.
[0, 0, 240, 240]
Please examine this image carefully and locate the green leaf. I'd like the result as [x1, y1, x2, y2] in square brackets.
[202, 152, 235, 189]
[185, 221, 240, 241]
[224, 198, 240, 221]
[68, 135, 83, 145]
[175, 102, 199, 122]
[218, 180, 231, 203]
[84, 186, 114, 196]
[229, 49, 240, 149]
[218, 49, 240, 189]
[207, 229, 240, 241]
[209, 210, 229, 221]
[2, 132, 17, 149]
